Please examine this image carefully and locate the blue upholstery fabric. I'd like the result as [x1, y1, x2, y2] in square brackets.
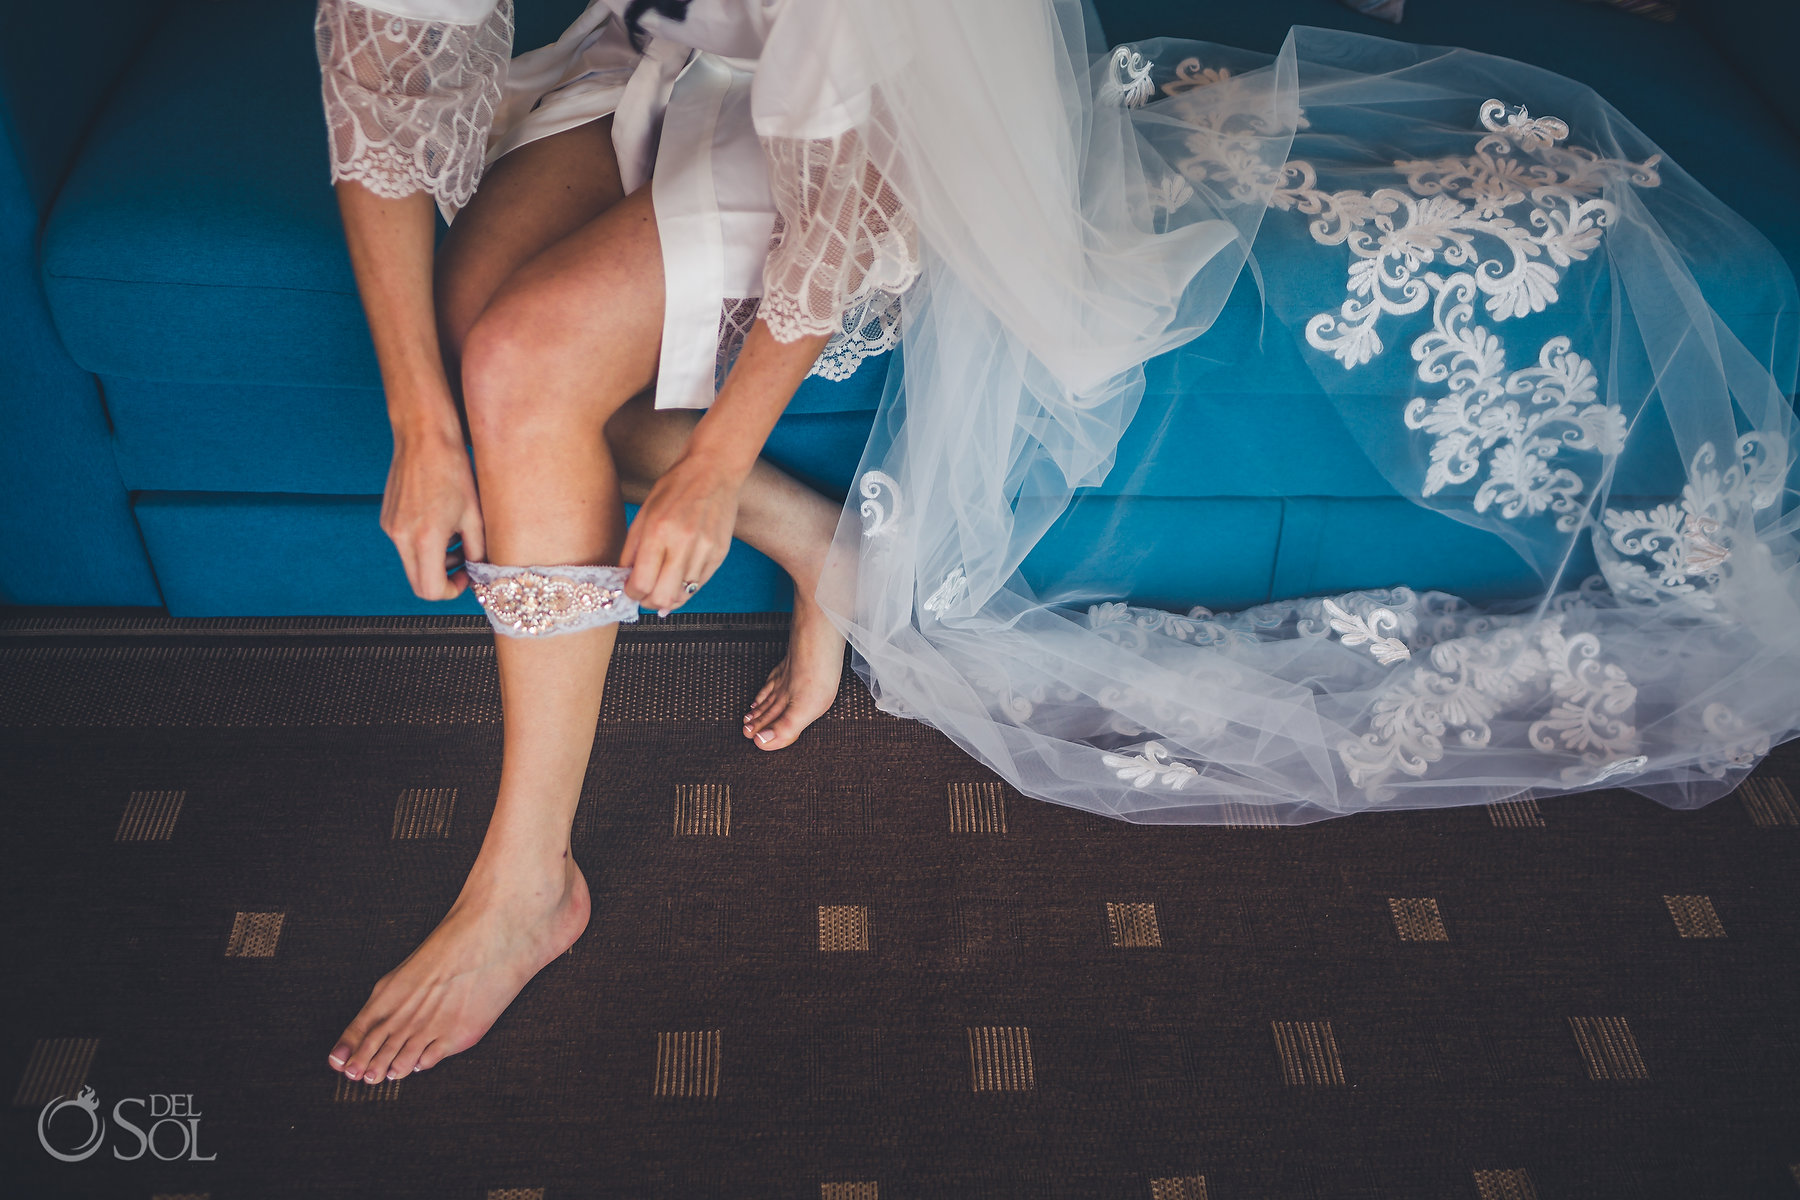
[0, 3, 168, 606]
[105, 376, 883, 497]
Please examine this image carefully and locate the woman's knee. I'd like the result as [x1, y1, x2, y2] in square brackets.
[460, 305, 549, 444]
[460, 298, 630, 450]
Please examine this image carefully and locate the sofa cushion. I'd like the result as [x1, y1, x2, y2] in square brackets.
[134, 493, 794, 617]
[105, 375, 883, 497]
[39, 0, 889, 416]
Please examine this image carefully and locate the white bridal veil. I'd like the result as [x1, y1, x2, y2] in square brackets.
[817, 0, 1800, 823]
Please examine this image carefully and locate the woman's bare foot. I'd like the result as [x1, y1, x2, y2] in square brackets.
[327, 855, 590, 1082]
[744, 585, 845, 751]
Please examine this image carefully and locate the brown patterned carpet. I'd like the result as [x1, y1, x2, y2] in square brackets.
[1, 613, 1798, 1200]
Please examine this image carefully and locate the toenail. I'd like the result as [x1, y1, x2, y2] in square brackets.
[756, 731, 772, 743]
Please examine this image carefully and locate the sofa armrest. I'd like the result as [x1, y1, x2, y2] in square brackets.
[0, 3, 173, 607]
[1, 3, 173, 216]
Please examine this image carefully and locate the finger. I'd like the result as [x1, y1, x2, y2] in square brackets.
[413, 533, 455, 601]
[652, 541, 711, 615]
[444, 528, 473, 598]
[462, 507, 486, 566]
[654, 552, 703, 615]
[390, 533, 425, 601]
[625, 538, 665, 605]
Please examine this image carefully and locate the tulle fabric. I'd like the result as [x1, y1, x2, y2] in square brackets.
[817, 8, 1800, 823]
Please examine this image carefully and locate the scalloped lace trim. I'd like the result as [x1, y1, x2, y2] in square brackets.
[315, 0, 513, 215]
[715, 291, 902, 389]
[759, 128, 920, 343]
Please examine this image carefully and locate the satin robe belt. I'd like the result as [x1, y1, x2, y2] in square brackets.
[610, 35, 691, 197]
[643, 51, 781, 411]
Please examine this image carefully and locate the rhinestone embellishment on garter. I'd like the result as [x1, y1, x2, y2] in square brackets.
[464, 563, 639, 636]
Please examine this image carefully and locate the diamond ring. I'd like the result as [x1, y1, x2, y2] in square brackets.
[682, 580, 700, 595]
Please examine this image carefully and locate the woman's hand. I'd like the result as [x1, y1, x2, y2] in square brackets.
[381, 426, 486, 601]
[619, 318, 831, 616]
[621, 451, 743, 616]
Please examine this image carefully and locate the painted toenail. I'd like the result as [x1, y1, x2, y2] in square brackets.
[756, 731, 772, 743]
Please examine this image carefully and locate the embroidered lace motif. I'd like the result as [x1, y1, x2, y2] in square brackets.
[464, 562, 639, 636]
[315, 0, 513, 215]
[759, 128, 920, 343]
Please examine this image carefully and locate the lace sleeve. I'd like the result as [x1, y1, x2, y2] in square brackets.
[758, 128, 921, 343]
[314, 0, 513, 215]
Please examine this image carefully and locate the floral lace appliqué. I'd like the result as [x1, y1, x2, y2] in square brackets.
[1270, 99, 1659, 531]
[1598, 432, 1787, 608]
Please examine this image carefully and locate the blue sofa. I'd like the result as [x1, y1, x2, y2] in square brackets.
[4, 0, 1797, 616]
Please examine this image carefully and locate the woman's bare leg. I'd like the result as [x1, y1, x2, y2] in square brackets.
[329, 171, 664, 1083]
[605, 397, 847, 749]
[436, 114, 846, 752]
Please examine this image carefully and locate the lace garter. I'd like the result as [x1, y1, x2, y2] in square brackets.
[464, 562, 640, 637]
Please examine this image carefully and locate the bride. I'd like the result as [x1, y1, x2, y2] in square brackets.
[318, 0, 1800, 1086]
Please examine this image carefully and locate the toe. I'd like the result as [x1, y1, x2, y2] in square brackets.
[749, 696, 789, 744]
[386, 1032, 432, 1079]
[330, 1016, 372, 1074]
[345, 1024, 393, 1083]
[414, 1038, 449, 1072]
[756, 690, 834, 751]
[364, 1029, 405, 1084]
[757, 707, 811, 751]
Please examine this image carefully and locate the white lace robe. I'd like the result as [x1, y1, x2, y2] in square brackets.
[315, 0, 919, 409]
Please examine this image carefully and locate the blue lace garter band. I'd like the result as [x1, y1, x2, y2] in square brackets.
[463, 561, 640, 637]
